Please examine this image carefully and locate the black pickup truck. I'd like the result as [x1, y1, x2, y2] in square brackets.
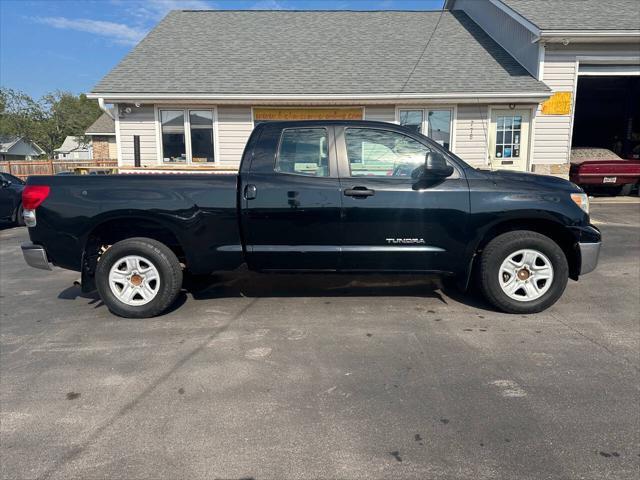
[21, 120, 601, 318]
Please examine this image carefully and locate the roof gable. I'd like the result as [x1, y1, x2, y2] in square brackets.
[0, 136, 45, 155]
[55, 136, 90, 153]
[91, 10, 548, 97]
[85, 112, 115, 135]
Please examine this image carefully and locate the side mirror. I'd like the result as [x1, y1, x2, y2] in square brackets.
[412, 152, 454, 180]
[1, 180, 11, 188]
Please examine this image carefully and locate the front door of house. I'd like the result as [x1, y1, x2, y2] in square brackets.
[489, 110, 530, 171]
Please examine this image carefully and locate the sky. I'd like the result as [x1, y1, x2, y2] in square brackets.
[0, 0, 445, 100]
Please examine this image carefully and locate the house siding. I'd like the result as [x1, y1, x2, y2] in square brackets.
[364, 106, 396, 123]
[108, 137, 117, 160]
[118, 105, 157, 166]
[532, 43, 640, 169]
[113, 102, 559, 172]
[452, 0, 540, 77]
[454, 104, 489, 168]
[217, 106, 254, 164]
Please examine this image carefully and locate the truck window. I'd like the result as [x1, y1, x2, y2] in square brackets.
[345, 128, 432, 177]
[276, 128, 329, 177]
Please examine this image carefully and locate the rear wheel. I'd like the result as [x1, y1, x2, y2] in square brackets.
[479, 231, 568, 314]
[95, 237, 183, 318]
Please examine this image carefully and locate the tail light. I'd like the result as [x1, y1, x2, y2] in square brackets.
[22, 185, 50, 227]
[22, 185, 50, 210]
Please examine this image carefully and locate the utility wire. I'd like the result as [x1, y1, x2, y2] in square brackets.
[400, 5, 446, 92]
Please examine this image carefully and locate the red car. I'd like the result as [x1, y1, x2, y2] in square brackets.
[570, 148, 640, 195]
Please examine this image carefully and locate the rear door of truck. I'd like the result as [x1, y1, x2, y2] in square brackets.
[239, 122, 342, 271]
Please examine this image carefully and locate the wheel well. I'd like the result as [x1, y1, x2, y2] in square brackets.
[13, 201, 22, 221]
[473, 219, 580, 281]
[81, 218, 186, 291]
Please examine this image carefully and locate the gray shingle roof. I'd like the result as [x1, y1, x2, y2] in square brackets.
[0, 136, 20, 152]
[500, 0, 640, 31]
[85, 112, 115, 135]
[54, 136, 90, 153]
[0, 136, 45, 155]
[92, 10, 549, 96]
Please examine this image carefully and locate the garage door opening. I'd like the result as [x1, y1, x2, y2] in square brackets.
[572, 76, 640, 159]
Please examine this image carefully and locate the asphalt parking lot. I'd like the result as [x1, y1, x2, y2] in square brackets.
[1, 202, 639, 480]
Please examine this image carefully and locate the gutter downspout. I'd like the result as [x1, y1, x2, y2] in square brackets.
[98, 97, 115, 120]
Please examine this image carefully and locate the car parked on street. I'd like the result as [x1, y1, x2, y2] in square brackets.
[0, 172, 25, 226]
[20, 120, 601, 318]
[570, 148, 640, 196]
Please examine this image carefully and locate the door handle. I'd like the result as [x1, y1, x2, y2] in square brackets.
[244, 184, 257, 200]
[344, 186, 375, 198]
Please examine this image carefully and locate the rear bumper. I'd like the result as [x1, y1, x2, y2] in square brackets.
[579, 241, 601, 275]
[572, 176, 639, 186]
[21, 242, 52, 271]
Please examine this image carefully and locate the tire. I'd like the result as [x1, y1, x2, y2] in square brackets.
[479, 231, 568, 314]
[14, 203, 25, 226]
[619, 184, 633, 196]
[95, 237, 183, 318]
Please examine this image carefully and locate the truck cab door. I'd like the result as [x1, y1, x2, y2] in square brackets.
[335, 125, 470, 273]
[240, 124, 342, 271]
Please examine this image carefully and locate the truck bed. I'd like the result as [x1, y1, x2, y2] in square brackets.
[27, 174, 244, 274]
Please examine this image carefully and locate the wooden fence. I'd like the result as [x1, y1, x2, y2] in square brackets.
[0, 159, 118, 179]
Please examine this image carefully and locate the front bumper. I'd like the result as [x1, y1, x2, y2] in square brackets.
[579, 241, 601, 275]
[21, 242, 52, 271]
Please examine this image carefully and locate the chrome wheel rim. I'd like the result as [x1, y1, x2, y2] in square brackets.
[498, 249, 553, 302]
[108, 255, 160, 306]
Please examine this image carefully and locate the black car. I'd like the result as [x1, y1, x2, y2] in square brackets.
[0, 172, 25, 225]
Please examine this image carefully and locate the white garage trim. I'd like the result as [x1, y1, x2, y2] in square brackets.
[578, 64, 640, 76]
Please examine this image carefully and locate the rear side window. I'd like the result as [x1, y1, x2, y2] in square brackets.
[276, 128, 329, 177]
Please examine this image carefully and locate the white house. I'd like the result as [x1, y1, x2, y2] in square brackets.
[87, 1, 640, 177]
[54, 136, 92, 160]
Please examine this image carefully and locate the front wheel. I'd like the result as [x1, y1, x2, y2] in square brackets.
[479, 231, 568, 314]
[95, 237, 183, 318]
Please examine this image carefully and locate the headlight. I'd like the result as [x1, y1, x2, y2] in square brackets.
[570, 192, 589, 214]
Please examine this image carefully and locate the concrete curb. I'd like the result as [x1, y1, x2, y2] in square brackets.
[589, 196, 640, 204]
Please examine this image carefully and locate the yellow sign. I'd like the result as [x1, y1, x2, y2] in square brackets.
[253, 107, 363, 121]
[541, 91, 572, 115]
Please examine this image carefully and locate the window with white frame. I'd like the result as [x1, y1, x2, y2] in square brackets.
[399, 108, 452, 150]
[160, 109, 215, 163]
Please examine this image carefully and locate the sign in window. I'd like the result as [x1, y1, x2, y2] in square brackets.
[495, 115, 522, 160]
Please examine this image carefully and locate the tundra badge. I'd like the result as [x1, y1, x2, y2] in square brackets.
[385, 238, 427, 245]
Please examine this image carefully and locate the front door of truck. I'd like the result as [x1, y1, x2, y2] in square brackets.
[335, 125, 470, 273]
[240, 125, 342, 271]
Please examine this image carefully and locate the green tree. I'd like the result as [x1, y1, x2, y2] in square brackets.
[0, 88, 44, 144]
[0, 88, 102, 157]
